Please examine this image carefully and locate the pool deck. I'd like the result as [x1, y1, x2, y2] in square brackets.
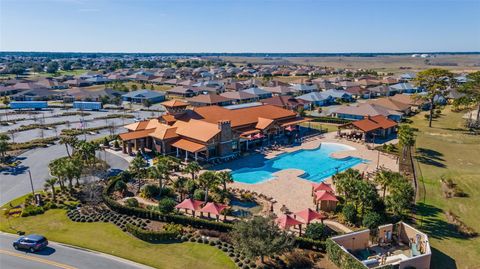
[228, 132, 399, 216]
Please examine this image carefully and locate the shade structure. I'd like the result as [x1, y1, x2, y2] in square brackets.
[199, 202, 229, 215]
[312, 182, 334, 193]
[175, 198, 204, 211]
[276, 214, 304, 230]
[294, 208, 326, 224]
[315, 190, 339, 202]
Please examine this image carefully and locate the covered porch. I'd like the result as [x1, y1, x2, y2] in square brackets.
[171, 138, 208, 162]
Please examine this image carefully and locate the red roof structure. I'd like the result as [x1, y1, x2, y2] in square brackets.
[294, 208, 326, 224]
[199, 202, 229, 215]
[276, 214, 304, 229]
[312, 182, 334, 193]
[315, 190, 339, 202]
[175, 198, 204, 211]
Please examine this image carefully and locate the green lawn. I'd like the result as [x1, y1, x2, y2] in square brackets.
[410, 107, 480, 269]
[0, 199, 235, 269]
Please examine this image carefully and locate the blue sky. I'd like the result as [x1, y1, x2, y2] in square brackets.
[1, 0, 479, 53]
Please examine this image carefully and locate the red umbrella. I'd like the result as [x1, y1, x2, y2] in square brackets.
[315, 190, 339, 202]
[294, 208, 326, 224]
[276, 214, 304, 230]
[175, 198, 204, 211]
[312, 182, 334, 193]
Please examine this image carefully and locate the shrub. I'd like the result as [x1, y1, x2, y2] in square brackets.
[342, 203, 357, 224]
[125, 198, 139, 208]
[21, 205, 45, 217]
[126, 224, 178, 242]
[160, 187, 175, 198]
[141, 184, 160, 199]
[163, 223, 183, 235]
[114, 140, 120, 148]
[114, 180, 127, 193]
[199, 229, 222, 238]
[193, 189, 205, 201]
[304, 223, 328, 241]
[158, 198, 176, 214]
[362, 211, 383, 231]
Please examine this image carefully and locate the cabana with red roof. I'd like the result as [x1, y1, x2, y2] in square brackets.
[175, 198, 204, 217]
[294, 208, 326, 224]
[311, 182, 334, 196]
[337, 115, 398, 142]
[276, 214, 304, 235]
[314, 190, 339, 212]
[199, 202, 229, 221]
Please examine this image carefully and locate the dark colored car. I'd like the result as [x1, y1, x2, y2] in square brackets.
[13, 234, 48, 252]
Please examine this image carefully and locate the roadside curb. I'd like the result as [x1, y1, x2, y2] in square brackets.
[0, 231, 155, 269]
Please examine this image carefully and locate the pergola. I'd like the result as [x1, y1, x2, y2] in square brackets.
[199, 202, 229, 221]
[175, 198, 204, 217]
[311, 182, 334, 196]
[294, 208, 326, 225]
[314, 190, 339, 212]
[276, 214, 304, 235]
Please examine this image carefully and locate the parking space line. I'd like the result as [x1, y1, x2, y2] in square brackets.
[0, 249, 78, 269]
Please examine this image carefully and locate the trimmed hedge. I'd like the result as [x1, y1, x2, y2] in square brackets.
[126, 223, 179, 242]
[295, 237, 325, 251]
[103, 175, 233, 232]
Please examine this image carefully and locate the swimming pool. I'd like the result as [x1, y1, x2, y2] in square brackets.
[231, 143, 366, 184]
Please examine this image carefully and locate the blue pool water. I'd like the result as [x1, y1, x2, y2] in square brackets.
[231, 143, 366, 184]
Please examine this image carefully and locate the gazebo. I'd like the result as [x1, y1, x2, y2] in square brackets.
[314, 190, 339, 212]
[175, 198, 204, 217]
[311, 182, 334, 196]
[276, 214, 304, 235]
[294, 208, 326, 224]
[199, 202, 229, 221]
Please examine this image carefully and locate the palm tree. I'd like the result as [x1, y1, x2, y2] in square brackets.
[59, 135, 78, 158]
[217, 170, 233, 192]
[0, 134, 10, 162]
[374, 169, 393, 200]
[44, 178, 58, 201]
[413, 68, 455, 127]
[333, 168, 362, 201]
[173, 176, 189, 201]
[398, 125, 416, 160]
[197, 171, 220, 202]
[148, 158, 171, 198]
[183, 161, 201, 180]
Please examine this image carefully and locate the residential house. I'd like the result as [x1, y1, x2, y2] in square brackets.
[333, 103, 404, 122]
[296, 92, 333, 107]
[185, 93, 233, 107]
[122, 89, 166, 104]
[220, 91, 258, 104]
[262, 95, 311, 111]
[241, 87, 273, 99]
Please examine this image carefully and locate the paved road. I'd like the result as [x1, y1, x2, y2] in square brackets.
[0, 143, 129, 205]
[0, 233, 152, 269]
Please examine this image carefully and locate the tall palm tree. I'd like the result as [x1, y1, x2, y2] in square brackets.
[197, 171, 220, 202]
[374, 169, 393, 200]
[173, 176, 189, 201]
[43, 178, 58, 201]
[398, 125, 416, 160]
[333, 168, 362, 201]
[217, 170, 233, 192]
[183, 161, 202, 180]
[148, 159, 170, 198]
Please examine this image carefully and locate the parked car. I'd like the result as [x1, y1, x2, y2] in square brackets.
[13, 234, 48, 252]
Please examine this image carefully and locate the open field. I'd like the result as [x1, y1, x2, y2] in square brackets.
[0, 196, 235, 269]
[220, 54, 480, 74]
[410, 108, 480, 269]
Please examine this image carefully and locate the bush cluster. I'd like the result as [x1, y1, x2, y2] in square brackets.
[21, 205, 45, 217]
[126, 223, 180, 242]
[67, 208, 147, 232]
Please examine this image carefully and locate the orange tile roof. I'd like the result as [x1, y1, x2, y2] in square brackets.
[161, 100, 189, 107]
[173, 119, 220, 142]
[119, 129, 155, 141]
[255, 117, 274, 130]
[124, 120, 150, 131]
[186, 94, 232, 104]
[187, 105, 297, 128]
[161, 114, 177, 123]
[171, 139, 206, 153]
[148, 126, 178, 140]
[351, 115, 397, 132]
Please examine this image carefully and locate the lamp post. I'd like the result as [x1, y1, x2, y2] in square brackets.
[27, 169, 35, 196]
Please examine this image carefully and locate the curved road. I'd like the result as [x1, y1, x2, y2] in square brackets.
[0, 233, 152, 269]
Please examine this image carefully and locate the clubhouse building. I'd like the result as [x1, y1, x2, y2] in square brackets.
[119, 100, 310, 161]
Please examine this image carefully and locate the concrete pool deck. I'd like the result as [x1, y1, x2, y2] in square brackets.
[228, 132, 399, 216]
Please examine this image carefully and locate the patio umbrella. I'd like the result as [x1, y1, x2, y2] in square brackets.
[294, 208, 326, 224]
[175, 198, 204, 217]
[199, 202, 229, 221]
[276, 214, 304, 235]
